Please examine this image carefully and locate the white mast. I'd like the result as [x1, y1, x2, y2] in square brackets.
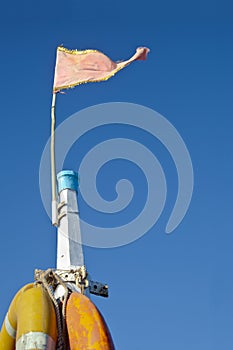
[54, 170, 108, 298]
[56, 170, 84, 270]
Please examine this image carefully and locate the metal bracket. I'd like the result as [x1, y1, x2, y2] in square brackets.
[89, 281, 109, 298]
[35, 267, 109, 298]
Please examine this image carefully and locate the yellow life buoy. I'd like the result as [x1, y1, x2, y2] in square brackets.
[0, 283, 57, 350]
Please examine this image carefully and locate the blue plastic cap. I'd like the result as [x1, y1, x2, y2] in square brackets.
[57, 170, 79, 193]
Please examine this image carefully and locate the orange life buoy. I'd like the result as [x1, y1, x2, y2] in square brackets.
[66, 292, 115, 349]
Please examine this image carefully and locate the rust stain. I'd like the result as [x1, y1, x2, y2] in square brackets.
[66, 292, 115, 350]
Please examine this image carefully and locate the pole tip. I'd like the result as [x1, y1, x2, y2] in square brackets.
[57, 170, 79, 193]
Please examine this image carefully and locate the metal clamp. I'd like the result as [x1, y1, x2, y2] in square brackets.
[36, 267, 109, 298]
[57, 201, 67, 224]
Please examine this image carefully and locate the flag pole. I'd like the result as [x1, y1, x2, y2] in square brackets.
[51, 92, 58, 226]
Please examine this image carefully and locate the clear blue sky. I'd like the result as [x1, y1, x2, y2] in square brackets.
[0, 1, 233, 349]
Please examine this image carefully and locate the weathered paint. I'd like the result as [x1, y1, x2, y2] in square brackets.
[16, 332, 56, 350]
[66, 292, 115, 350]
[0, 284, 57, 350]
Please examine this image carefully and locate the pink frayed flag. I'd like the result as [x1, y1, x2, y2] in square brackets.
[53, 46, 150, 92]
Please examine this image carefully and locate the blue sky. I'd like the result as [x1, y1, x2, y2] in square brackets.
[0, 0, 233, 349]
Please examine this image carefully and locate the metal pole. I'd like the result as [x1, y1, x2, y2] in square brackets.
[51, 93, 58, 226]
